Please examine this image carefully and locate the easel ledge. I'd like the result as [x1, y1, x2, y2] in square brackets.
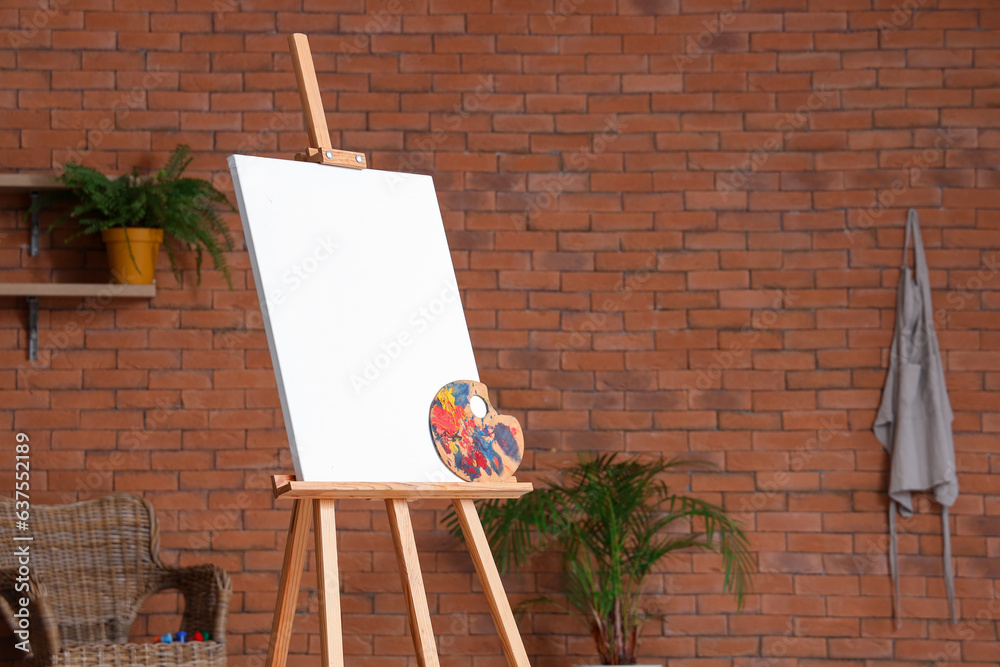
[272, 473, 533, 500]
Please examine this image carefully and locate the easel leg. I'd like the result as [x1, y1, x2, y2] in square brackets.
[314, 499, 345, 667]
[452, 499, 531, 667]
[266, 498, 313, 667]
[386, 499, 441, 667]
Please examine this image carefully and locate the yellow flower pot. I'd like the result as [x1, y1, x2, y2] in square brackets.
[101, 228, 164, 285]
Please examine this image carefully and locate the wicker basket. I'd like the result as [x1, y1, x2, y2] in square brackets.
[0, 494, 231, 667]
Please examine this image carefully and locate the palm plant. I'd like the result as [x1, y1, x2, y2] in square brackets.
[29, 144, 236, 287]
[445, 454, 753, 665]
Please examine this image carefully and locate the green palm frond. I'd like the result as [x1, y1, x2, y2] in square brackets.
[26, 145, 236, 288]
[444, 453, 755, 664]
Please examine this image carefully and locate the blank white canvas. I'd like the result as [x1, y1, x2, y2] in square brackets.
[228, 154, 479, 483]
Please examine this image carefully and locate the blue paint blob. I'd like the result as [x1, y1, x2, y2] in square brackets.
[493, 423, 520, 459]
[452, 382, 470, 405]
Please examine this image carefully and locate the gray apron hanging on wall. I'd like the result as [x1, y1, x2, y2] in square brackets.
[873, 209, 958, 627]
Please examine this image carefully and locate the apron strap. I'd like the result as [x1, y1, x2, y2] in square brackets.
[889, 213, 916, 364]
[903, 209, 915, 268]
[889, 500, 902, 628]
[942, 506, 957, 624]
[907, 209, 937, 326]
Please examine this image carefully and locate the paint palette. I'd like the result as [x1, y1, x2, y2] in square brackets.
[429, 380, 524, 482]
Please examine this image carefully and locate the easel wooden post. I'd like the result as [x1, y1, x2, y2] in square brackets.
[263, 34, 534, 667]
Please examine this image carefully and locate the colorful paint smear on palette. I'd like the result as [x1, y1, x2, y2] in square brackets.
[429, 380, 524, 482]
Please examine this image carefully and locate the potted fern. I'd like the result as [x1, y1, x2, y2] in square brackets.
[447, 454, 753, 666]
[30, 145, 235, 286]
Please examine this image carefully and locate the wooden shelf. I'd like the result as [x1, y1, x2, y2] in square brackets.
[0, 174, 65, 191]
[1, 282, 156, 360]
[0, 282, 156, 298]
[0, 175, 157, 361]
[0, 173, 68, 256]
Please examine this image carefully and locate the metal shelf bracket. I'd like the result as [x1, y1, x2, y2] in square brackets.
[29, 189, 40, 256]
[27, 296, 38, 361]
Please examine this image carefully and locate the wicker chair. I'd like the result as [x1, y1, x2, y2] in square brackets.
[0, 493, 231, 667]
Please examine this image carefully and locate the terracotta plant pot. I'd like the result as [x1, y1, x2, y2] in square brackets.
[101, 228, 163, 285]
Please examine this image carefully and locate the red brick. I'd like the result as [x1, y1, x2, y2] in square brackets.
[2, 5, 1000, 665]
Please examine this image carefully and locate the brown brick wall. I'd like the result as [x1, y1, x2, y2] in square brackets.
[1, 0, 999, 665]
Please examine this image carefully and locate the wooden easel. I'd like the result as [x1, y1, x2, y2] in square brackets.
[264, 34, 534, 667]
